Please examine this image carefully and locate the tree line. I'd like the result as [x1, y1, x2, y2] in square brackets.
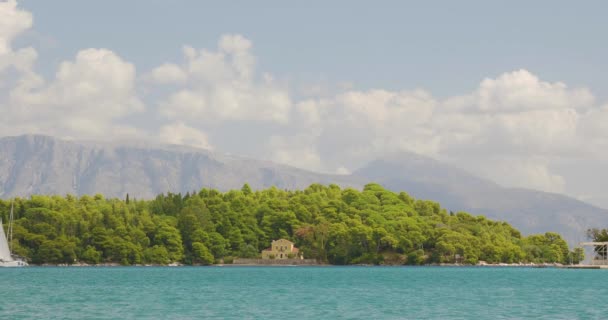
[0, 183, 583, 265]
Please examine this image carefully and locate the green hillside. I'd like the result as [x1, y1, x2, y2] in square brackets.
[1, 183, 581, 265]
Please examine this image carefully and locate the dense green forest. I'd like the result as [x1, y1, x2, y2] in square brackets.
[0, 183, 583, 265]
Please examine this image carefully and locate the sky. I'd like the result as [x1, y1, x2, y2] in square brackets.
[1, 0, 607, 208]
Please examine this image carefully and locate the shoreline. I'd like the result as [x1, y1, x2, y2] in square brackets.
[29, 262, 578, 268]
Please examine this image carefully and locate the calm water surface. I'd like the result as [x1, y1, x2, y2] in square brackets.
[0, 266, 606, 319]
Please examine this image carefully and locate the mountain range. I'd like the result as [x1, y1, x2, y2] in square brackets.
[1, 134, 605, 245]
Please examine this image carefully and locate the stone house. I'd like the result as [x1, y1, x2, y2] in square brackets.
[261, 239, 303, 259]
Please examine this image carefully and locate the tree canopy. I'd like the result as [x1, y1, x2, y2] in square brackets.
[587, 228, 608, 242]
[0, 183, 579, 265]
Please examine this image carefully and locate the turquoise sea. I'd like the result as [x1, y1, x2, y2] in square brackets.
[0, 266, 606, 319]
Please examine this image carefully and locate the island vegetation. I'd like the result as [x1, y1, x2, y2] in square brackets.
[587, 228, 608, 242]
[0, 183, 583, 266]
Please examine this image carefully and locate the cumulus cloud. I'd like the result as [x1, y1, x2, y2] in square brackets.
[47, 49, 142, 117]
[272, 69, 600, 194]
[0, 2, 145, 141]
[266, 135, 322, 171]
[9, 49, 144, 137]
[444, 69, 594, 113]
[428, 70, 600, 191]
[0, 0, 31, 54]
[290, 89, 439, 172]
[578, 104, 608, 155]
[155, 34, 292, 124]
[159, 122, 212, 150]
[147, 63, 187, 84]
[0, 0, 36, 75]
[2, 48, 144, 139]
[440, 70, 596, 158]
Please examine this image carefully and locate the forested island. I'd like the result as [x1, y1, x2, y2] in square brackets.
[0, 183, 583, 266]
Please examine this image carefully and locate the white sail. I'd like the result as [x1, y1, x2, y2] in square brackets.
[0, 218, 13, 262]
[0, 202, 27, 267]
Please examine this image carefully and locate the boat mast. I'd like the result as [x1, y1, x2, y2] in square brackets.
[8, 200, 13, 252]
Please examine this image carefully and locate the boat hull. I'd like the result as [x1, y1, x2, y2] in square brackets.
[0, 260, 28, 267]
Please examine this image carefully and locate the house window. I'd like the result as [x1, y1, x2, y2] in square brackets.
[280, 254, 283, 258]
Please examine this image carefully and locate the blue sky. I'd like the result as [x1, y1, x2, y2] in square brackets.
[20, 0, 608, 98]
[2, 0, 608, 208]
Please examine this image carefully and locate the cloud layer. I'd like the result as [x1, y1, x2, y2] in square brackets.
[1, 1, 607, 205]
[154, 35, 292, 125]
[0, 1, 143, 140]
[282, 69, 606, 194]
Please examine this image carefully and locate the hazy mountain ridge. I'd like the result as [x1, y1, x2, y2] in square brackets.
[0, 134, 605, 244]
[0, 134, 359, 199]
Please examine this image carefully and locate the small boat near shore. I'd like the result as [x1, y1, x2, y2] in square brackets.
[0, 201, 28, 267]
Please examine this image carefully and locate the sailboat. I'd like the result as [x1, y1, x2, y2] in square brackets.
[0, 201, 28, 267]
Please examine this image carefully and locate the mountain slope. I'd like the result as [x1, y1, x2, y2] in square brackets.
[0, 135, 359, 198]
[0, 134, 605, 244]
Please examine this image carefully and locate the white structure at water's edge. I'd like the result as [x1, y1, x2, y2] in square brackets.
[580, 242, 608, 266]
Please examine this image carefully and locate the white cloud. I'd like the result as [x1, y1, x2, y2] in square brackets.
[156, 34, 292, 125]
[288, 88, 439, 171]
[147, 63, 187, 84]
[430, 71, 597, 193]
[0, 0, 32, 55]
[266, 135, 322, 171]
[0, 1, 143, 140]
[436, 70, 592, 158]
[444, 69, 594, 113]
[159, 122, 212, 150]
[2, 48, 144, 139]
[578, 104, 608, 155]
[0, 0, 37, 77]
[271, 69, 601, 196]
